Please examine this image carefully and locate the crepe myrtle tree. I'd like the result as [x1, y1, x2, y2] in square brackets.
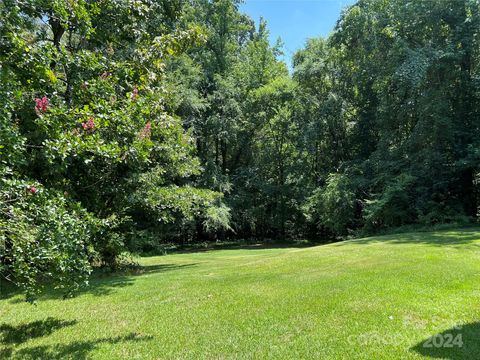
[0, 0, 230, 302]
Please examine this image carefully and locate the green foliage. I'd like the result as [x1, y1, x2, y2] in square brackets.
[294, 0, 480, 237]
[133, 184, 224, 224]
[203, 203, 233, 234]
[3, 0, 480, 300]
[0, 0, 228, 300]
[304, 173, 356, 236]
[0, 178, 94, 302]
[115, 0, 480, 241]
[364, 174, 417, 229]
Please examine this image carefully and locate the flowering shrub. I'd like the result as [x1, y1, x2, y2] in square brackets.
[131, 87, 139, 101]
[34, 96, 49, 113]
[138, 122, 152, 140]
[0, 0, 223, 301]
[82, 117, 95, 131]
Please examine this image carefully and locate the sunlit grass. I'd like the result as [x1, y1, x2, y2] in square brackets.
[2, 228, 480, 359]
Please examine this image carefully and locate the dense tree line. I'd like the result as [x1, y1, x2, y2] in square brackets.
[295, 0, 480, 235]
[170, 0, 480, 238]
[1, 0, 479, 300]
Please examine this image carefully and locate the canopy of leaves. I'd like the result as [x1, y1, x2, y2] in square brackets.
[2, 0, 480, 301]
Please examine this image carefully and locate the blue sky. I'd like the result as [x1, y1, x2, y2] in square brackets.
[240, 0, 355, 66]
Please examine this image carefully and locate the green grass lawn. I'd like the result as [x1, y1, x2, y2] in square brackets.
[2, 229, 480, 359]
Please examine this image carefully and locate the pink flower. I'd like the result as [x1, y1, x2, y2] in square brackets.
[29, 186, 38, 194]
[82, 117, 95, 131]
[131, 87, 139, 100]
[138, 121, 151, 140]
[35, 96, 49, 113]
[100, 71, 110, 80]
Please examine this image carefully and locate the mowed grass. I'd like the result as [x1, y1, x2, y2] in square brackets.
[2, 229, 480, 359]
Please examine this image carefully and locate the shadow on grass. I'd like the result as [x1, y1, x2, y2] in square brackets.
[151, 240, 317, 257]
[0, 263, 198, 302]
[0, 318, 77, 345]
[81, 263, 198, 297]
[335, 228, 480, 247]
[411, 322, 480, 359]
[1, 330, 152, 359]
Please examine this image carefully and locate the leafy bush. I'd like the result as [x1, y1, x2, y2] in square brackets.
[364, 174, 417, 229]
[0, 179, 95, 302]
[0, 0, 228, 301]
[303, 173, 356, 237]
[203, 203, 233, 235]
